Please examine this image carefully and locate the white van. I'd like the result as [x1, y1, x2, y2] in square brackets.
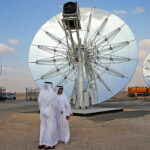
[2, 93, 16, 100]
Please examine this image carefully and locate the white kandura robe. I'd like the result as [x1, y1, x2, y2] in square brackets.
[38, 83, 58, 146]
[56, 93, 72, 143]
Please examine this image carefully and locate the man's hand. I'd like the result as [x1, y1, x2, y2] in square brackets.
[66, 115, 70, 120]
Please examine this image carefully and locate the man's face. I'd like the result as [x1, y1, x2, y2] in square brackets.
[58, 88, 63, 94]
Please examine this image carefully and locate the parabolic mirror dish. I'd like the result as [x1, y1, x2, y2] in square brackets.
[29, 8, 137, 104]
[143, 54, 150, 86]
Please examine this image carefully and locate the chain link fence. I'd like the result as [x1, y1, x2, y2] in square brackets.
[25, 88, 39, 101]
[0, 86, 6, 100]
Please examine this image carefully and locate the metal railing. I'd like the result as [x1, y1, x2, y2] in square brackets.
[0, 86, 6, 100]
[25, 88, 39, 101]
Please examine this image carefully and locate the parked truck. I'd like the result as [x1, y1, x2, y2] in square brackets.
[2, 93, 16, 100]
[128, 87, 150, 97]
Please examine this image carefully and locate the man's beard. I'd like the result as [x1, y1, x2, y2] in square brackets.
[58, 91, 62, 94]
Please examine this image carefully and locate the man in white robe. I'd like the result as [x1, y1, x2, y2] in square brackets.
[38, 82, 58, 149]
[56, 86, 72, 144]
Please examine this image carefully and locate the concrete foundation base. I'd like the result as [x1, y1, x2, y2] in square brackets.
[72, 108, 123, 117]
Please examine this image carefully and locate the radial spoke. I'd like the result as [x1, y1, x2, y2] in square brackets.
[83, 9, 92, 45]
[145, 67, 150, 71]
[56, 66, 76, 86]
[36, 60, 69, 81]
[41, 29, 68, 48]
[55, 17, 66, 33]
[96, 55, 132, 64]
[95, 24, 125, 47]
[93, 69, 111, 92]
[97, 41, 130, 54]
[30, 57, 67, 65]
[33, 44, 67, 56]
[40, 63, 69, 80]
[92, 62, 127, 78]
[34, 63, 69, 81]
[90, 16, 109, 43]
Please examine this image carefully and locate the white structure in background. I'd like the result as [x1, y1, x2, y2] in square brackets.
[0, 59, 6, 100]
[0, 59, 2, 75]
[143, 54, 150, 86]
[29, 2, 137, 109]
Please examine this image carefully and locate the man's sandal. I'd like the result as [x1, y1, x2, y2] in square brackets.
[38, 145, 45, 149]
[44, 146, 55, 149]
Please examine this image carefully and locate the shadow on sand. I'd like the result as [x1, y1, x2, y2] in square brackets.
[87, 110, 150, 122]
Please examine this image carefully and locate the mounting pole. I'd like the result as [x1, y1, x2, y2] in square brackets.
[77, 47, 85, 109]
[62, 1, 85, 109]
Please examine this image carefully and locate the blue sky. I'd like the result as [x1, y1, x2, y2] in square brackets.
[0, 0, 150, 92]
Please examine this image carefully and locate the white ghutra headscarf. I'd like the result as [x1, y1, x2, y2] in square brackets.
[38, 82, 56, 110]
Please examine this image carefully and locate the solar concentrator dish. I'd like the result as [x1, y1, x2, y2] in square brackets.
[29, 8, 137, 104]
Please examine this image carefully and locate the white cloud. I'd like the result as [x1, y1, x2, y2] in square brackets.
[2, 66, 13, 73]
[138, 49, 147, 60]
[132, 7, 144, 14]
[113, 10, 127, 15]
[8, 39, 19, 45]
[139, 39, 150, 50]
[138, 39, 150, 62]
[0, 43, 14, 56]
[136, 65, 143, 73]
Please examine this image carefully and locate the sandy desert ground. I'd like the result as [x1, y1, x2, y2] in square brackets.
[0, 94, 150, 150]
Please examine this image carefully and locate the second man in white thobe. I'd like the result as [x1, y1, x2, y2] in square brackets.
[56, 86, 72, 144]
